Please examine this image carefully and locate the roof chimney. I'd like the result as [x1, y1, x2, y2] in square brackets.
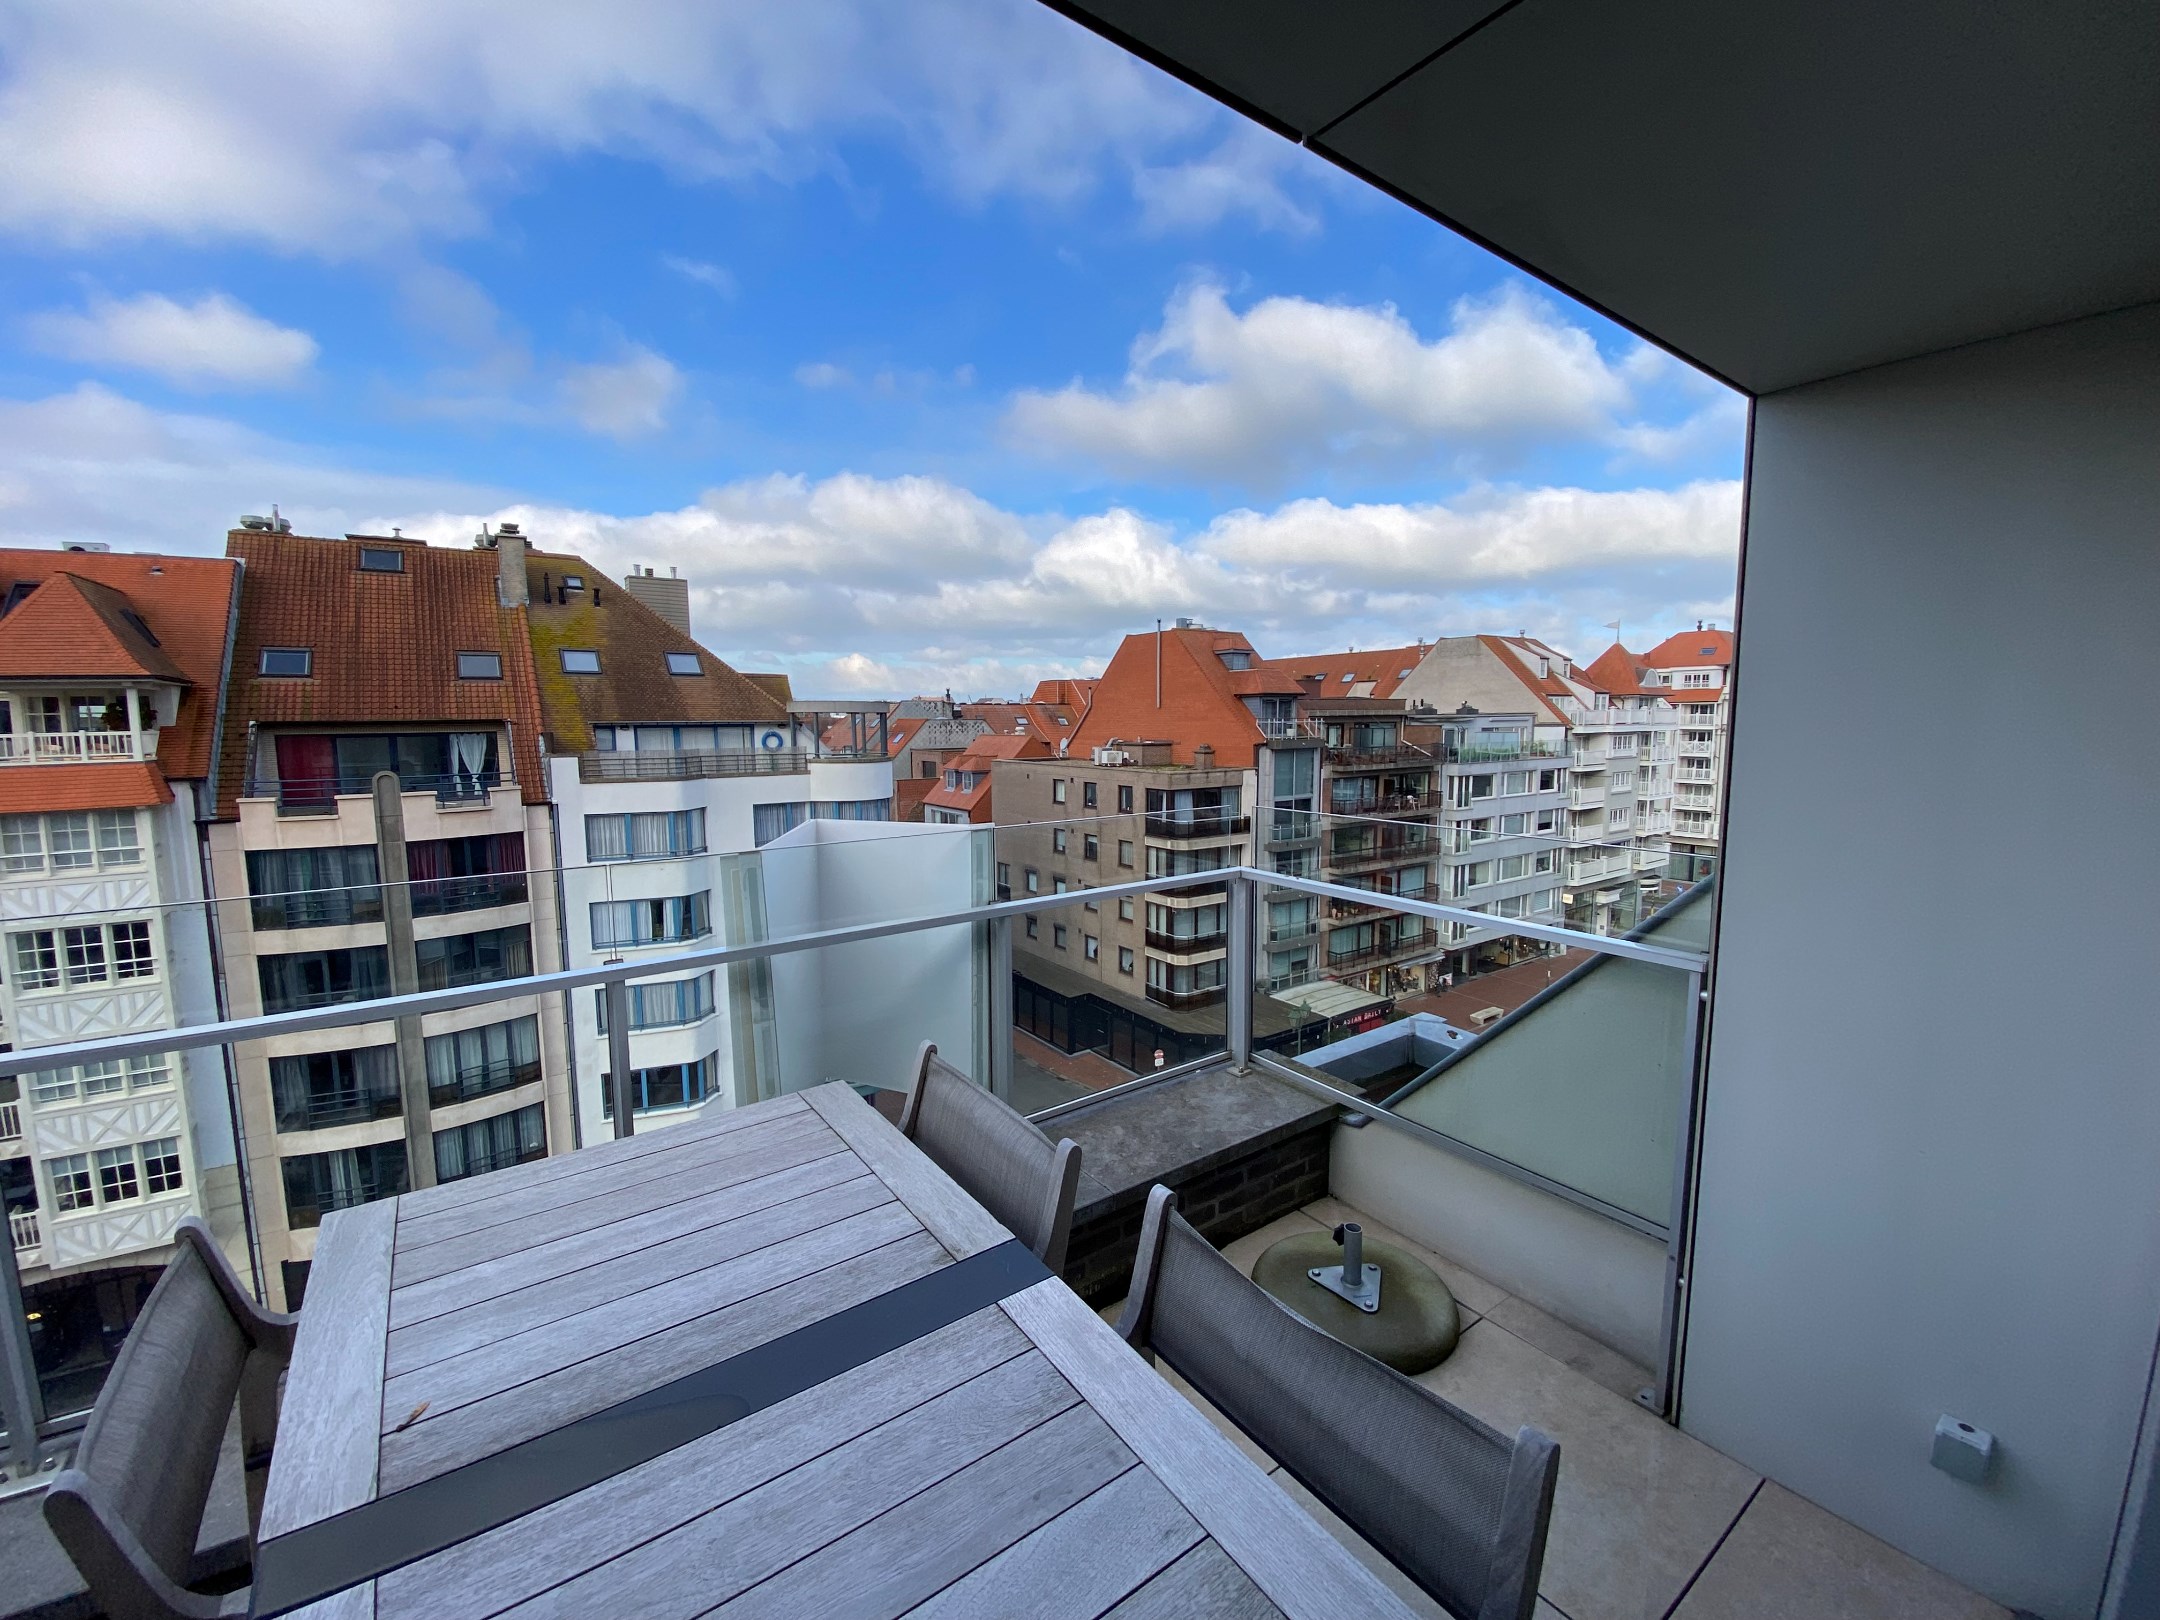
[495, 522, 528, 608]
[1194, 744, 1215, 771]
[622, 567, 692, 636]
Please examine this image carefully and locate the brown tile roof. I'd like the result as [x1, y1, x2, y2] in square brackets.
[1069, 627, 1271, 767]
[215, 531, 548, 816]
[0, 550, 239, 783]
[741, 672, 795, 705]
[1642, 628, 1735, 669]
[1259, 644, 1432, 699]
[522, 549, 789, 753]
[0, 762, 172, 813]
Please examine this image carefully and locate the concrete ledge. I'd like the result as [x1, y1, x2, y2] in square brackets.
[1045, 1066, 1339, 1304]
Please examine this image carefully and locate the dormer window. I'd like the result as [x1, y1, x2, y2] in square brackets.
[665, 652, 702, 676]
[1216, 649, 1252, 671]
[259, 647, 311, 678]
[358, 547, 405, 573]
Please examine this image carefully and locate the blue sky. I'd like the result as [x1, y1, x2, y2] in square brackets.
[0, 0, 1742, 695]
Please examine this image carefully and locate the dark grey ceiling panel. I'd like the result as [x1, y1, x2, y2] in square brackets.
[1312, 0, 2160, 391]
[1041, 0, 1516, 137]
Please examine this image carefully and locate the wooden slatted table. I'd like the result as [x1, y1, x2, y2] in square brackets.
[258, 1083, 1420, 1620]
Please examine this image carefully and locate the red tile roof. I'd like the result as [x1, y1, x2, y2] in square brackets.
[1258, 644, 1432, 700]
[216, 531, 549, 816]
[1580, 643, 1657, 696]
[1068, 627, 1272, 767]
[921, 734, 1051, 822]
[1476, 636, 1577, 725]
[1642, 628, 1735, 669]
[0, 551, 239, 783]
[0, 763, 172, 813]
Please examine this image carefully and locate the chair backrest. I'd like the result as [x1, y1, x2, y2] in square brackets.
[43, 1218, 295, 1620]
[899, 1042, 1083, 1272]
[1118, 1186, 1559, 1620]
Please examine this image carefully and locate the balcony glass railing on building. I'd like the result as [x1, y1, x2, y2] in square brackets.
[0, 811, 1712, 1485]
[0, 727, 161, 765]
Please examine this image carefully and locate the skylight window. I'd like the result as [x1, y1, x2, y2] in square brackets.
[560, 649, 601, 674]
[259, 647, 311, 677]
[457, 652, 503, 680]
[358, 547, 405, 573]
[1340, 672, 1354, 683]
[561, 575, 586, 592]
[665, 652, 702, 676]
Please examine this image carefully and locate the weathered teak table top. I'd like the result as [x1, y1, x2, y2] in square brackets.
[257, 1083, 1420, 1620]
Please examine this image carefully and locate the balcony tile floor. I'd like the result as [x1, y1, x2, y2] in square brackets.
[1107, 1197, 2010, 1620]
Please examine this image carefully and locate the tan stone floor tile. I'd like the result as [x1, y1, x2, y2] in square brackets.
[1417, 1320, 1758, 1620]
[1482, 1294, 1655, 1405]
[1670, 1482, 2009, 1620]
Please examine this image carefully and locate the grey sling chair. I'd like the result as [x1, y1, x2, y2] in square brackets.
[1117, 1185, 1560, 1620]
[899, 1040, 1084, 1273]
[43, 1216, 297, 1620]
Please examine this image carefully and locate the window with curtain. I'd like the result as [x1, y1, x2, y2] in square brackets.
[595, 974, 715, 1032]
[433, 1103, 546, 1183]
[258, 946, 391, 1013]
[408, 832, 526, 915]
[424, 1016, 541, 1105]
[752, 802, 809, 847]
[589, 893, 710, 950]
[414, 927, 532, 991]
[270, 1045, 400, 1131]
[248, 845, 383, 929]
[600, 1054, 715, 1117]
[281, 1141, 409, 1229]
[814, 798, 893, 822]
[585, 810, 707, 862]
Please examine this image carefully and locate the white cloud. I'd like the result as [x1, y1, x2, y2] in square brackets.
[0, 385, 1741, 696]
[1132, 126, 1318, 237]
[0, 0, 1295, 251]
[23, 291, 318, 389]
[1005, 282, 1640, 486]
[558, 345, 683, 440]
[662, 255, 737, 297]
[795, 361, 852, 390]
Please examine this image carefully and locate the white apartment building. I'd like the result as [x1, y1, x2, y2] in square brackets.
[519, 536, 896, 1135]
[0, 552, 242, 1409]
[1392, 635, 1678, 935]
[1638, 626, 1734, 882]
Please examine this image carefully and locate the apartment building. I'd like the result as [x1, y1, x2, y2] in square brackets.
[1639, 625, 1733, 880]
[995, 743, 1257, 1068]
[524, 529, 896, 1133]
[0, 551, 242, 1406]
[205, 527, 573, 1309]
[1392, 635, 1677, 935]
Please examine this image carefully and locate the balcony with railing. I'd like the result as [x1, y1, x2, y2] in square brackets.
[1143, 813, 1250, 841]
[0, 823, 2003, 1620]
[249, 768, 504, 815]
[1325, 833, 1434, 873]
[0, 728, 160, 766]
[1144, 928, 1227, 955]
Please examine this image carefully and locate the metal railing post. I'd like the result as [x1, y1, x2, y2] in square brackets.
[604, 974, 635, 1138]
[988, 916, 1015, 1102]
[0, 1228, 43, 1472]
[1227, 872, 1254, 1071]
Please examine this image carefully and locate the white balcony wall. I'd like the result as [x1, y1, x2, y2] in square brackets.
[1689, 301, 2160, 1618]
[758, 820, 987, 1097]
